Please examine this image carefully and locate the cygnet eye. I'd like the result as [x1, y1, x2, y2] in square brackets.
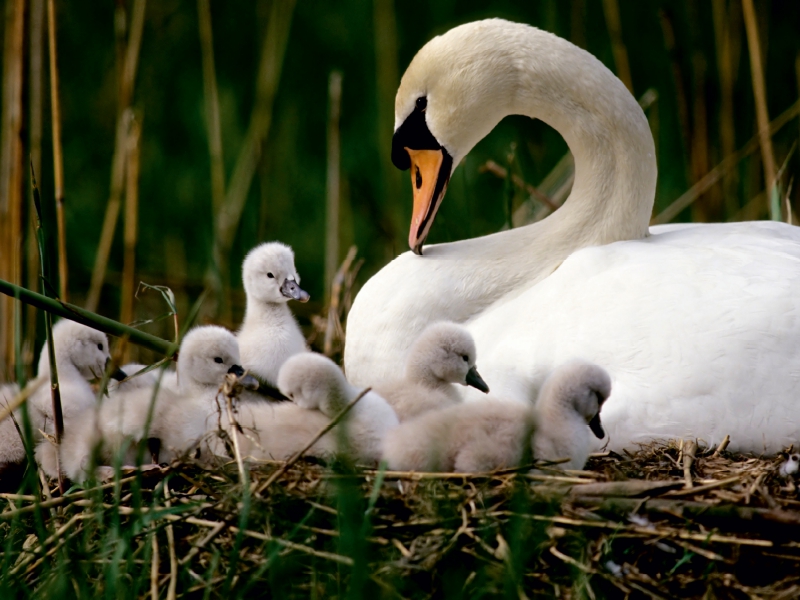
[267, 272, 274, 279]
[462, 355, 469, 362]
[97, 343, 103, 351]
[214, 357, 223, 364]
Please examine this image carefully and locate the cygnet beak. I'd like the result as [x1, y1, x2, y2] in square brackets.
[107, 361, 128, 382]
[588, 414, 605, 439]
[280, 279, 310, 303]
[465, 366, 490, 393]
[228, 364, 260, 390]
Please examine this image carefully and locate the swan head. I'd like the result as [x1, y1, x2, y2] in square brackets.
[539, 361, 611, 439]
[242, 242, 310, 305]
[406, 321, 489, 393]
[178, 326, 252, 390]
[277, 353, 351, 416]
[37, 320, 126, 382]
[393, 19, 521, 253]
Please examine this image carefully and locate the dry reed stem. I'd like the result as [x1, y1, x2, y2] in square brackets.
[682, 439, 697, 488]
[47, 0, 68, 301]
[208, 0, 296, 320]
[149, 533, 159, 599]
[86, 0, 146, 312]
[742, 0, 777, 207]
[164, 481, 178, 600]
[323, 245, 357, 356]
[653, 98, 800, 224]
[601, 0, 632, 92]
[120, 116, 141, 349]
[0, 0, 25, 378]
[197, 0, 226, 217]
[324, 71, 343, 298]
[712, 0, 740, 218]
[0, 377, 45, 425]
[373, 0, 401, 253]
[254, 387, 372, 495]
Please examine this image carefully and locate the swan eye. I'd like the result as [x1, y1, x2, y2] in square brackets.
[97, 343, 103, 351]
[462, 355, 469, 362]
[415, 97, 427, 111]
[267, 272, 274, 279]
[415, 166, 422, 190]
[214, 357, 223, 364]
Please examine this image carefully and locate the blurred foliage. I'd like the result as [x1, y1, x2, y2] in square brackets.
[1, 0, 799, 366]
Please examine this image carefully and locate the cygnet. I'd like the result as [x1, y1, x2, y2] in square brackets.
[276, 353, 398, 463]
[372, 322, 489, 421]
[2, 320, 124, 473]
[37, 325, 255, 482]
[382, 361, 610, 472]
[237, 242, 309, 387]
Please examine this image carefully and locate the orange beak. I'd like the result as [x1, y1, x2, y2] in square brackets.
[406, 148, 449, 254]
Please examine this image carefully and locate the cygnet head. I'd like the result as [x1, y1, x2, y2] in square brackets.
[278, 353, 350, 416]
[539, 361, 611, 439]
[178, 326, 249, 389]
[242, 242, 310, 305]
[37, 320, 126, 381]
[406, 322, 489, 393]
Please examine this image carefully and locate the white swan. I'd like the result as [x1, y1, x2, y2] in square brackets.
[371, 321, 489, 421]
[345, 19, 800, 454]
[382, 360, 609, 472]
[238, 242, 310, 387]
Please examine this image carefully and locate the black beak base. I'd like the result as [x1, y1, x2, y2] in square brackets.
[588, 414, 605, 439]
[110, 367, 128, 382]
[465, 366, 490, 394]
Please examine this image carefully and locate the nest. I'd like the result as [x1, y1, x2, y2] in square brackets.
[1, 436, 800, 598]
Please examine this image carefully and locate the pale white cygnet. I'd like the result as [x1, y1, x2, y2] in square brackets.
[37, 325, 253, 482]
[0, 383, 23, 469]
[531, 361, 611, 470]
[237, 242, 309, 387]
[5, 320, 123, 474]
[276, 353, 398, 463]
[382, 361, 610, 472]
[372, 321, 489, 421]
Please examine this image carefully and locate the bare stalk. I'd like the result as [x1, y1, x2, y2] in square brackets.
[207, 0, 296, 319]
[373, 0, 401, 253]
[31, 166, 66, 494]
[120, 116, 141, 360]
[712, 0, 739, 218]
[0, 0, 26, 378]
[0, 278, 176, 357]
[86, 0, 146, 311]
[601, 0, 632, 91]
[742, 0, 777, 212]
[324, 71, 342, 298]
[28, 0, 46, 372]
[197, 0, 225, 216]
[47, 0, 68, 300]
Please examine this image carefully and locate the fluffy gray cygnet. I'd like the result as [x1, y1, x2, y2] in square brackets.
[382, 360, 610, 472]
[372, 321, 489, 421]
